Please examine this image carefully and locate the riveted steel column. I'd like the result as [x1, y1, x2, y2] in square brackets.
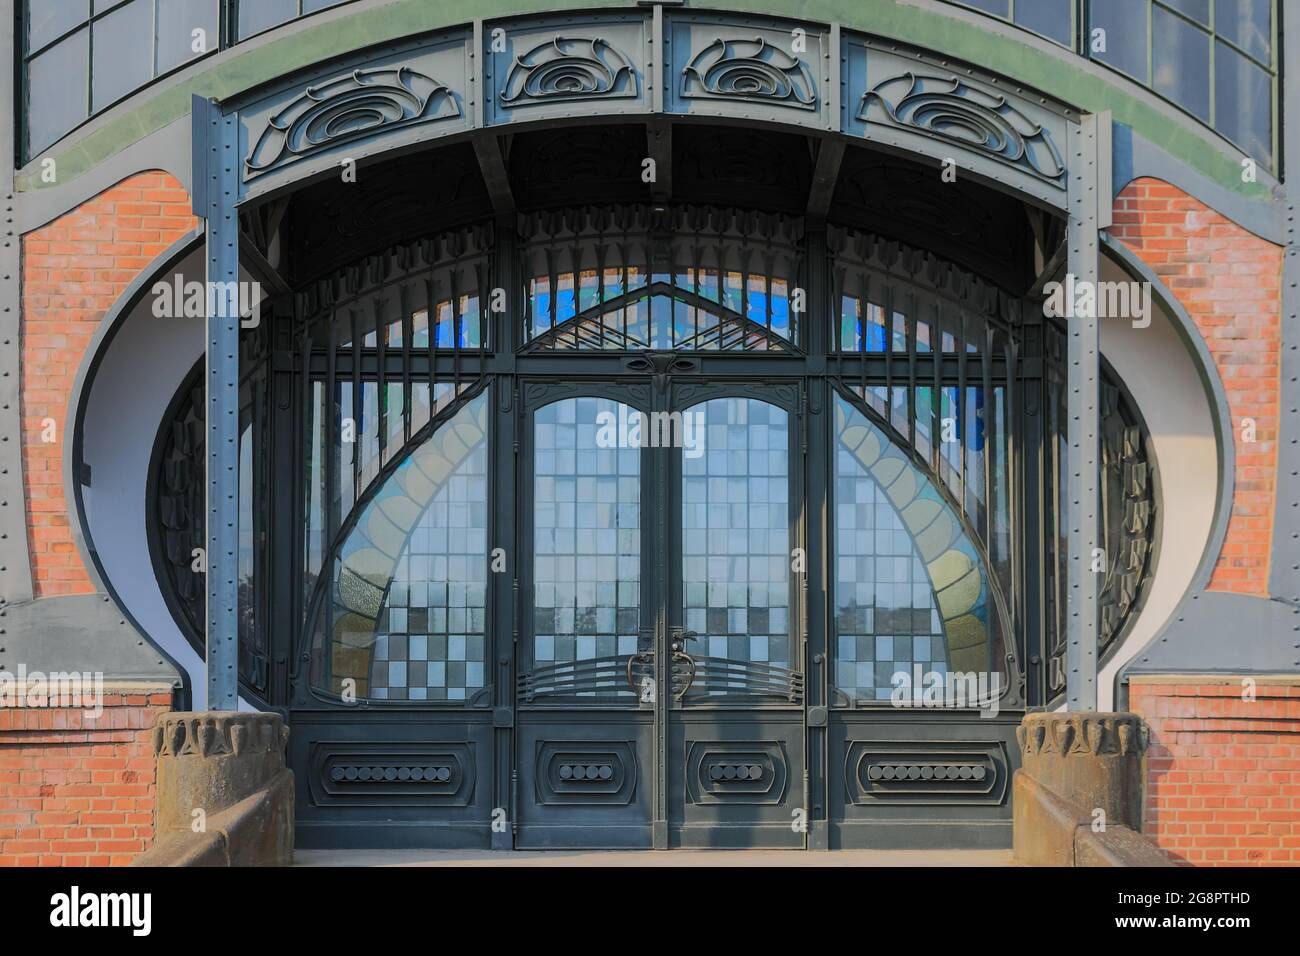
[192, 95, 241, 710]
[490, 215, 521, 850]
[0, 0, 33, 612]
[803, 224, 830, 850]
[1064, 112, 1110, 712]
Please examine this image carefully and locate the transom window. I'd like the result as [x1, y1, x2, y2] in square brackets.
[522, 206, 803, 352]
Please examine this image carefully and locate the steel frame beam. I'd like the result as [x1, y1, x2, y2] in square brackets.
[192, 95, 242, 710]
[1063, 111, 1110, 712]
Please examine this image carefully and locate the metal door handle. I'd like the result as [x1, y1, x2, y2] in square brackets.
[626, 651, 654, 694]
[671, 650, 697, 700]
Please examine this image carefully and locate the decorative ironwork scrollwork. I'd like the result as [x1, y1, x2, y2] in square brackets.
[858, 71, 1065, 186]
[500, 36, 638, 106]
[681, 37, 816, 110]
[246, 67, 461, 180]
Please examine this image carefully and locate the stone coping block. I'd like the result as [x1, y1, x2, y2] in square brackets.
[1014, 711, 1171, 866]
[140, 711, 293, 866]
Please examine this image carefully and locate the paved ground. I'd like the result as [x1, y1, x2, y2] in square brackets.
[295, 848, 1014, 867]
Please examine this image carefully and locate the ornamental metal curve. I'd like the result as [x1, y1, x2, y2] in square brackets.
[500, 36, 639, 106]
[681, 36, 817, 110]
[245, 66, 461, 180]
[858, 71, 1066, 185]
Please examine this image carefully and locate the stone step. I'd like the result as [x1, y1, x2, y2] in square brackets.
[294, 848, 1015, 867]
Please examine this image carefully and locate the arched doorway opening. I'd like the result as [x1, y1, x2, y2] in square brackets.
[148, 123, 1157, 849]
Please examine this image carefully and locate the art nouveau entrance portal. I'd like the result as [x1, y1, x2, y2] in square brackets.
[516, 381, 805, 848]
[156, 113, 1156, 849]
[150, 194, 1158, 849]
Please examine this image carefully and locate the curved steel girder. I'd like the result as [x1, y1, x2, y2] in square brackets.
[226, 11, 1076, 214]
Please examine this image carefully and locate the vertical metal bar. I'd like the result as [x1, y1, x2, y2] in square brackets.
[326, 309, 337, 535]
[350, 307, 361, 496]
[425, 240, 437, 406]
[546, 246, 557, 336]
[269, 304, 298, 708]
[983, 326, 994, 550]
[1049, 338, 1065, 688]
[193, 95, 240, 711]
[804, 226, 830, 850]
[1023, 324, 1049, 708]
[1005, 336, 1020, 650]
[400, 281, 412, 445]
[325, 307, 337, 688]
[931, 299, 942, 474]
[883, 280, 893, 403]
[450, 257, 462, 390]
[375, 294, 387, 463]
[906, 289, 917, 449]
[652, 378, 670, 850]
[489, 220, 520, 851]
[1065, 113, 1104, 711]
[0, 0, 36, 609]
[476, 252, 489, 362]
[957, 310, 968, 512]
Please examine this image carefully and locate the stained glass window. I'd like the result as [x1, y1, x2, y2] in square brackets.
[531, 398, 642, 675]
[833, 394, 997, 704]
[522, 207, 802, 352]
[682, 398, 794, 698]
[308, 392, 490, 699]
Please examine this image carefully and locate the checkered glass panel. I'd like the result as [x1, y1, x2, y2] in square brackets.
[532, 398, 641, 670]
[834, 400, 948, 702]
[682, 398, 791, 682]
[368, 404, 489, 701]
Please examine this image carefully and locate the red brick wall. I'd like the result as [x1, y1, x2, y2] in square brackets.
[20, 172, 197, 597]
[1110, 178, 1282, 596]
[1131, 679, 1300, 866]
[0, 689, 172, 866]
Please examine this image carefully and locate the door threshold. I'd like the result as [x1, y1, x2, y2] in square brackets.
[293, 848, 1015, 867]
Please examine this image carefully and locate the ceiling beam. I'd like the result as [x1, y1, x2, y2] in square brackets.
[646, 119, 673, 204]
[806, 137, 846, 219]
[238, 232, 292, 300]
[473, 133, 515, 215]
[1027, 237, 1068, 298]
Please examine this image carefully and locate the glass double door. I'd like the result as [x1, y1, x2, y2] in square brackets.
[514, 379, 807, 849]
